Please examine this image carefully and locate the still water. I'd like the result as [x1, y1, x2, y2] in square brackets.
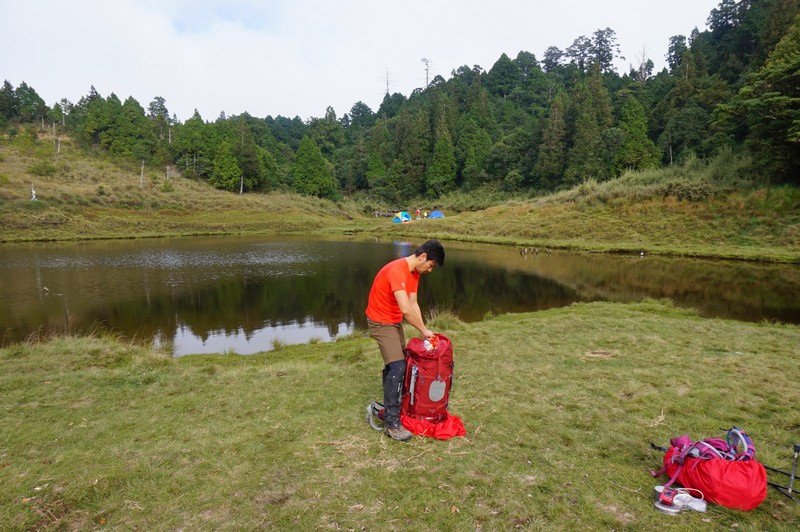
[1, 235, 798, 355]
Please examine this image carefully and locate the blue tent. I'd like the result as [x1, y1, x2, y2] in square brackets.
[429, 210, 445, 219]
[392, 211, 412, 223]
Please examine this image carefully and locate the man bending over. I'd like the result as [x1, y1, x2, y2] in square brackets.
[365, 239, 445, 441]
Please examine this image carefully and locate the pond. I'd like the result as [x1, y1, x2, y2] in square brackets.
[1, 235, 798, 355]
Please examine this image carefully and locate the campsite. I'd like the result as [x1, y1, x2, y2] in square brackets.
[2, 0, 800, 529]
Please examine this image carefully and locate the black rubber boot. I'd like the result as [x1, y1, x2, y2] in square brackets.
[383, 361, 412, 441]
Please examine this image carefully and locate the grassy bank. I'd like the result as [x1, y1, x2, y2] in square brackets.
[1, 301, 798, 529]
[0, 138, 354, 242]
[366, 156, 800, 263]
[2, 136, 799, 262]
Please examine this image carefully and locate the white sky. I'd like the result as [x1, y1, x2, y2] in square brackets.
[0, 0, 721, 122]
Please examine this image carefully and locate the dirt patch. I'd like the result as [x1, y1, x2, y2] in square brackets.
[584, 349, 617, 359]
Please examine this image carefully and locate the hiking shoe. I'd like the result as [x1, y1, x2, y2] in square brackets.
[385, 424, 413, 442]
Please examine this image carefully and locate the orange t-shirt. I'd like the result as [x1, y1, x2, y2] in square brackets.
[366, 257, 420, 324]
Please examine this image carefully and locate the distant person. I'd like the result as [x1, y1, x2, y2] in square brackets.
[365, 239, 445, 441]
[415, 208, 421, 219]
[423, 210, 428, 218]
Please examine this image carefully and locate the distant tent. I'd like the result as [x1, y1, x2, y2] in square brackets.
[392, 211, 412, 223]
[429, 210, 445, 219]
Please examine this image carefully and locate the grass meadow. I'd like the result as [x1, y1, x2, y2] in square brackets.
[2, 301, 799, 529]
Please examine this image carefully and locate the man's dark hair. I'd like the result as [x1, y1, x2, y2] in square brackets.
[415, 239, 445, 267]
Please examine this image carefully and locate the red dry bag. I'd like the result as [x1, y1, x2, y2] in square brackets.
[663, 447, 767, 510]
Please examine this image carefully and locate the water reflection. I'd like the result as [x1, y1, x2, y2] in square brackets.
[0, 236, 798, 355]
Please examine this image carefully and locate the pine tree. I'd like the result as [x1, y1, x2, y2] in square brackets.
[456, 117, 492, 190]
[172, 110, 213, 179]
[291, 136, 337, 199]
[365, 151, 390, 197]
[234, 121, 266, 192]
[426, 128, 457, 196]
[393, 108, 429, 199]
[0, 80, 17, 120]
[536, 92, 569, 189]
[613, 93, 659, 174]
[565, 82, 604, 185]
[211, 141, 242, 191]
[15, 82, 48, 122]
[723, 13, 800, 182]
[485, 53, 520, 97]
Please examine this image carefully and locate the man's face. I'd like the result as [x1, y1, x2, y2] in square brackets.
[415, 253, 438, 274]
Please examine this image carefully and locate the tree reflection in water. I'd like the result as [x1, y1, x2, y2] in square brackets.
[0, 236, 797, 354]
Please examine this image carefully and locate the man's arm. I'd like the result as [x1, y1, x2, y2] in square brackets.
[394, 290, 433, 338]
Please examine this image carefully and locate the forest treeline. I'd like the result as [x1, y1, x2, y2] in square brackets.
[1, 0, 798, 202]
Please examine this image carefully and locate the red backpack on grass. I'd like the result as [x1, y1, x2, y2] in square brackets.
[366, 334, 466, 440]
[651, 428, 767, 510]
[400, 334, 466, 439]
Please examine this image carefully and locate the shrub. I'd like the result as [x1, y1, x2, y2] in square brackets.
[96, 185, 106, 196]
[160, 180, 174, 193]
[27, 160, 57, 177]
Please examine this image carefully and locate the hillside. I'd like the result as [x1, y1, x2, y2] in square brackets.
[0, 134, 354, 242]
[2, 135, 799, 262]
[374, 154, 800, 262]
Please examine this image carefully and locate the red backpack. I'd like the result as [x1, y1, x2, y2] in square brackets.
[652, 428, 767, 510]
[400, 334, 465, 439]
[365, 334, 465, 439]
[401, 334, 453, 422]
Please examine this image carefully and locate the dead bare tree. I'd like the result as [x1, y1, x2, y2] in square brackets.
[421, 58, 431, 88]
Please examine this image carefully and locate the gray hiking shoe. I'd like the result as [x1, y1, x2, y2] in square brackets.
[385, 424, 413, 442]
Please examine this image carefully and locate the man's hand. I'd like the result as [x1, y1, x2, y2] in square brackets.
[422, 328, 435, 339]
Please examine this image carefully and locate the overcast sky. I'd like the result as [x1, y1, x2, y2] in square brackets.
[0, 0, 721, 122]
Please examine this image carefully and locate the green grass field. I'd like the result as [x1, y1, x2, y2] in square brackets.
[2, 301, 799, 529]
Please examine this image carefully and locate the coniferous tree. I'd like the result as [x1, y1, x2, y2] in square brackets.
[485, 53, 520, 97]
[0, 80, 17, 121]
[667, 35, 689, 72]
[211, 141, 242, 191]
[456, 117, 492, 189]
[234, 120, 266, 191]
[592, 28, 623, 73]
[291, 136, 337, 198]
[565, 81, 604, 185]
[542, 46, 564, 72]
[15, 82, 48, 122]
[722, 13, 800, 182]
[426, 127, 457, 195]
[613, 93, 659, 173]
[393, 108, 429, 198]
[365, 151, 390, 197]
[536, 92, 569, 189]
[172, 110, 213, 179]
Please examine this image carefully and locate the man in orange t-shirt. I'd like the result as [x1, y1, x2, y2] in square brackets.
[366, 239, 445, 441]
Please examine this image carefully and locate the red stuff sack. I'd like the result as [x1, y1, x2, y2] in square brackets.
[400, 334, 465, 439]
[663, 447, 767, 510]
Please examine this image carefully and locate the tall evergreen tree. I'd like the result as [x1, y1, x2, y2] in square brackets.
[211, 141, 242, 191]
[291, 136, 338, 198]
[536, 92, 569, 189]
[722, 13, 800, 182]
[0, 80, 17, 120]
[565, 82, 604, 185]
[485, 53, 520, 97]
[613, 92, 659, 173]
[15, 82, 48, 122]
[426, 127, 457, 195]
[393, 108, 429, 198]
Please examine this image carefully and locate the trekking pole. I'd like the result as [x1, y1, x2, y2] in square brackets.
[765, 443, 799, 501]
